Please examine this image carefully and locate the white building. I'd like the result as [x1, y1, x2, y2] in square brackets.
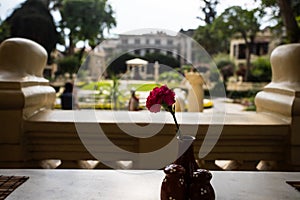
[90, 30, 203, 80]
[97, 30, 199, 66]
[118, 31, 180, 59]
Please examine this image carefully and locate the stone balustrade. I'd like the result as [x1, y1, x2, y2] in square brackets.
[0, 38, 56, 168]
[0, 38, 299, 170]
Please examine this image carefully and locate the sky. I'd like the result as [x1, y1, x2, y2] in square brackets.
[0, 0, 260, 37]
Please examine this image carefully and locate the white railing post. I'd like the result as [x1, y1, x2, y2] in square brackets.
[0, 38, 56, 167]
[255, 43, 300, 170]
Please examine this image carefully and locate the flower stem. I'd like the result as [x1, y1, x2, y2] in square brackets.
[171, 111, 182, 139]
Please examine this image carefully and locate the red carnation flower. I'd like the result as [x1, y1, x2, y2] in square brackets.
[146, 85, 175, 112]
[146, 85, 180, 137]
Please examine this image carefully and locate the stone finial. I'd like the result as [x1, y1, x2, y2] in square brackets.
[0, 38, 55, 118]
[0, 38, 47, 80]
[255, 43, 300, 117]
[271, 44, 300, 87]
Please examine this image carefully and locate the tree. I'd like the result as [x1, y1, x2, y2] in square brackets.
[35, 0, 64, 11]
[106, 52, 181, 78]
[57, 55, 80, 74]
[277, 0, 300, 42]
[193, 23, 229, 55]
[260, 0, 300, 43]
[2, 0, 59, 62]
[197, 0, 219, 25]
[194, 1, 227, 55]
[0, 19, 10, 42]
[143, 52, 180, 69]
[107, 53, 136, 77]
[59, 0, 116, 59]
[213, 6, 263, 81]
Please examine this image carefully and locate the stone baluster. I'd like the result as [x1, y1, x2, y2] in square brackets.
[0, 38, 56, 167]
[255, 43, 300, 170]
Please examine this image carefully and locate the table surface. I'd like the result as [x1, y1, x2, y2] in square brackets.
[0, 169, 299, 200]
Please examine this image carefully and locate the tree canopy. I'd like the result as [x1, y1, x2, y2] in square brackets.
[193, 23, 229, 55]
[194, 0, 300, 54]
[107, 52, 180, 78]
[194, 5, 263, 81]
[260, 0, 300, 42]
[0, 0, 116, 68]
[2, 0, 59, 62]
[193, 0, 224, 54]
[198, 0, 219, 25]
[59, 0, 116, 56]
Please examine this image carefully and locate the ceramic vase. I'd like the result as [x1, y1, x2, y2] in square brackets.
[161, 135, 215, 200]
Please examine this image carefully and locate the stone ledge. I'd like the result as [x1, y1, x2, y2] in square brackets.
[26, 110, 290, 125]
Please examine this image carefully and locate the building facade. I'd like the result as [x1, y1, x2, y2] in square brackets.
[230, 28, 274, 66]
[92, 30, 223, 80]
[118, 31, 180, 59]
[97, 30, 201, 67]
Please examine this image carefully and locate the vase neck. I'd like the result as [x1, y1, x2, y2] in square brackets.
[175, 136, 199, 174]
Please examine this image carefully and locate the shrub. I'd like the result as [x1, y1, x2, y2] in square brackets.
[57, 56, 80, 74]
[159, 71, 183, 83]
[250, 56, 272, 82]
[213, 54, 235, 82]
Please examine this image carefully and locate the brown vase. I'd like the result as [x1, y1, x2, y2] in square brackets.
[174, 135, 199, 199]
[190, 169, 215, 200]
[161, 135, 215, 200]
[160, 164, 186, 200]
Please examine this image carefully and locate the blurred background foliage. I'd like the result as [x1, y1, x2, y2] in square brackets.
[0, 0, 299, 81]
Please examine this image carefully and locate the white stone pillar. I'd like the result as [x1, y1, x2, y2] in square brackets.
[144, 64, 148, 79]
[185, 70, 204, 112]
[154, 61, 160, 82]
[0, 38, 56, 167]
[255, 43, 300, 170]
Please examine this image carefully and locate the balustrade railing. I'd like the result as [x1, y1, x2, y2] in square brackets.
[0, 38, 299, 171]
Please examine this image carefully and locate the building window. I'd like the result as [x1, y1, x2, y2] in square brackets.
[238, 44, 246, 59]
[154, 49, 160, 54]
[167, 39, 173, 45]
[134, 49, 141, 55]
[252, 42, 269, 56]
[155, 39, 161, 45]
[122, 39, 128, 44]
[134, 38, 140, 44]
[145, 39, 149, 44]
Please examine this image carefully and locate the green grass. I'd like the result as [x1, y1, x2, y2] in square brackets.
[129, 83, 161, 91]
[74, 81, 87, 87]
[80, 82, 164, 92]
[81, 81, 112, 90]
[244, 105, 256, 111]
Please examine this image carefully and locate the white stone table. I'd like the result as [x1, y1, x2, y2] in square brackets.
[1, 169, 300, 200]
